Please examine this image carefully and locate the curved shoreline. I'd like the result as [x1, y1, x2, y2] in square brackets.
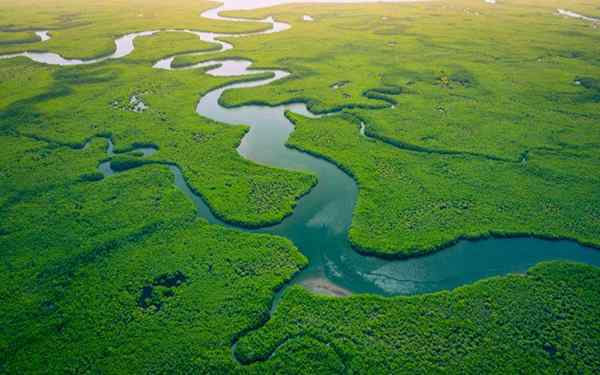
[6, 0, 599, 297]
[4, 2, 600, 365]
[125, 51, 600, 299]
[3, 0, 598, 294]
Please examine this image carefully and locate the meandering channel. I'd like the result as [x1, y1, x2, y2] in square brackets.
[5, 0, 600, 365]
[166, 58, 600, 298]
[3, 0, 600, 304]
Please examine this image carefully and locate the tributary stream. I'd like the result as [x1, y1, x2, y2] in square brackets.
[4, 1, 600, 302]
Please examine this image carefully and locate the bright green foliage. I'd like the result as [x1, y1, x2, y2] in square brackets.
[200, 0, 600, 254]
[237, 262, 600, 374]
[1, 0, 600, 373]
[0, 135, 104, 207]
[0, 134, 307, 373]
[0, 51, 316, 227]
[286, 112, 600, 256]
[211, 0, 600, 161]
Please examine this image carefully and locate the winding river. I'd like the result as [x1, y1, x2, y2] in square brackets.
[3, 1, 600, 300]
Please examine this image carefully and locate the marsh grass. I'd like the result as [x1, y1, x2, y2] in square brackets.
[1, 0, 600, 372]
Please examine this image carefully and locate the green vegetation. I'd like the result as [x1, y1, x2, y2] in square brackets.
[0, 133, 307, 373]
[0, 0, 270, 58]
[0, 30, 40, 45]
[126, 31, 221, 64]
[195, 0, 600, 253]
[0, 11, 316, 371]
[1, 0, 600, 373]
[237, 262, 600, 374]
[1, 45, 316, 227]
[211, 0, 600, 159]
[286, 112, 600, 257]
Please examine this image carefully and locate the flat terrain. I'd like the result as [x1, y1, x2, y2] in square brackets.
[1, 0, 599, 373]
[216, 0, 600, 255]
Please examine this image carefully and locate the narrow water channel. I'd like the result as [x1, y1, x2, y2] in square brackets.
[3, 1, 600, 300]
[186, 60, 600, 298]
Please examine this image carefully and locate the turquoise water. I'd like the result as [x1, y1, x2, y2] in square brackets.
[7, 0, 598, 297]
[186, 62, 600, 297]
[92, 3, 600, 298]
[99, 81, 600, 298]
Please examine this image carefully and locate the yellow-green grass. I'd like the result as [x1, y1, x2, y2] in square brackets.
[209, 0, 600, 161]
[0, 0, 271, 59]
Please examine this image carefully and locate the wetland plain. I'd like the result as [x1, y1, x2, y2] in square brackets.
[1, 0, 600, 373]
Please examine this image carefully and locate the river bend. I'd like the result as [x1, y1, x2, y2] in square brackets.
[2, 1, 600, 299]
